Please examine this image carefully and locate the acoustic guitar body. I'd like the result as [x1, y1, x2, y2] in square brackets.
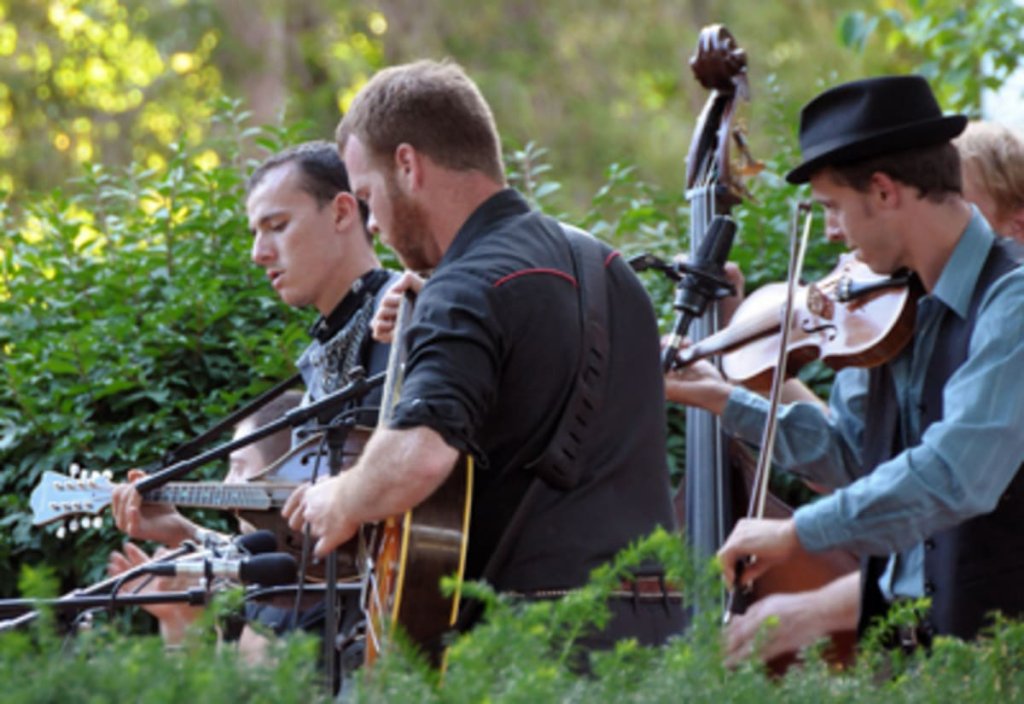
[365, 455, 473, 668]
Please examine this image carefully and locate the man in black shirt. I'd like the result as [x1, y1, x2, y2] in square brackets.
[285, 59, 683, 648]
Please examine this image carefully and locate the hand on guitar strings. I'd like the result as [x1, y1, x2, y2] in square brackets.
[716, 517, 803, 590]
[370, 271, 423, 344]
[281, 478, 360, 559]
[111, 468, 198, 547]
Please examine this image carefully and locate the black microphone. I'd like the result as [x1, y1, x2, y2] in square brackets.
[230, 529, 278, 556]
[145, 552, 298, 586]
[662, 215, 737, 372]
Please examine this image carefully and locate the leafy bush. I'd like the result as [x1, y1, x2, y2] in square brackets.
[0, 101, 314, 597]
[353, 529, 1024, 703]
[1, 565, 327, 703]
[6, 532, 1024, 702]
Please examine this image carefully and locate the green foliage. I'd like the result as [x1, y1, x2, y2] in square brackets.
[352, 530, 1024, 703]
[0, 102, 315, 598]
[5, 496, 1024, 702]
[839, 0, 1024, 114]
[0, 0, 387, 195]
[0, 602, 327, 704]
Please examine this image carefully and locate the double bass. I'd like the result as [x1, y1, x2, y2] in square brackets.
[657, 25, 862, 665]
[674, 23, 754, 572]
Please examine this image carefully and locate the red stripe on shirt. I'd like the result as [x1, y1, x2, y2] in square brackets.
[493, 268, 578, 288]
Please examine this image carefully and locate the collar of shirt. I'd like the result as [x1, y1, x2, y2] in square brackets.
[308, 267, 391, 342]
[437, 188, 532, 268]
[928, 206, 996, 321]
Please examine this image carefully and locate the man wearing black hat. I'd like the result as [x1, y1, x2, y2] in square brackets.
[670, 75, 1024, 649]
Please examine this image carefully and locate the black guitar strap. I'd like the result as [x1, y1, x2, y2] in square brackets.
[465, 222, 612, 611]
[525, 223, 611, 490]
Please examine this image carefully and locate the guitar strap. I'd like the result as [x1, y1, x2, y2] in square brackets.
[463, 222, 611, 617]
[525, 223, 611, 490]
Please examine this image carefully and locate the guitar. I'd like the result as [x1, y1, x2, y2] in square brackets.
[30, 429, 371, 576]
[361, 292, 474, 669]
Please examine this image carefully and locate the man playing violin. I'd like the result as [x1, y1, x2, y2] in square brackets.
[708, 119, 1024, 665]
[668, 75, 1024, 654]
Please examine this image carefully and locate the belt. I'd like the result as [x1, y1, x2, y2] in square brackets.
[893, 622, 933, 653]
[887, 597, 934, 653]
[511, 576, 683, 602]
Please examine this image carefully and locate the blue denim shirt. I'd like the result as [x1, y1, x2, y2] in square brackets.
[722, 208, 1024, 598]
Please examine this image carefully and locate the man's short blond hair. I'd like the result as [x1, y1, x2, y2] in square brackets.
[336, 59, 505, 184]
[955, 121, 1024, 223]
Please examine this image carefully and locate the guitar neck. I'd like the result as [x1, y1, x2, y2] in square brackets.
[142, 483, 296, 512]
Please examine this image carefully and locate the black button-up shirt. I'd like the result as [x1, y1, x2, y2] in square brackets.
[391, 189, 675, 593]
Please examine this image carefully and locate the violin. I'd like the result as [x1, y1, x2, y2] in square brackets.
[676, 252, 919, 392]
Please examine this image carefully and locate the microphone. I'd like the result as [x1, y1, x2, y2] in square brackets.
[227, 529, 278, 557]
[198, 528, 278, 557]
[662, 215, 737, 372]
[145, 552, 298, 586]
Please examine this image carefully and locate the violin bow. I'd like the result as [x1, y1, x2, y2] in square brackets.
[723, 200, 815, 623]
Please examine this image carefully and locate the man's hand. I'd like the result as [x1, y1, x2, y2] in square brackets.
[371, 271, 424, 343]
[717, 517, 803, 589]
[664, 353, 734, 414]
[281, 426, 459, 559]
[111, 468, 198, 546]
[107, 542, 203, 644]
[725, 571, 860, 666]
[281, 478, 360, 558]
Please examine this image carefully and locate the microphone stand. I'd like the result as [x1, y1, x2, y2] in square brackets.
[0, 589, 212, 621]
[0, 542, 200, 632]
[320, 414, 356, 695]
[134, 371, 385, 493]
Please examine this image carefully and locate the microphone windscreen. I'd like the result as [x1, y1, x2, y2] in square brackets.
[234, 529, 278, 556]
[696, 215, 737, 271]
[239, 553, 298, 586]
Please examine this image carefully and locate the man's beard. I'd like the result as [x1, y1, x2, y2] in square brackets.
[385, 179, 436, 272]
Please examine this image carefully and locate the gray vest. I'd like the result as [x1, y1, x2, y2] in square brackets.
[859, 239, 1023, 640]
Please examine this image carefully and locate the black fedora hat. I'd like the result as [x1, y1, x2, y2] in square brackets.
[785, 75, 967, 184]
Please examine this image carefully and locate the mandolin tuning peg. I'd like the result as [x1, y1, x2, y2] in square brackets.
[56, 525, 67, 540]
[102, 469, 113, 480]
[91, 516, 103, 530]
[68, 518, 79, 533]
[69, 463, 80, 478]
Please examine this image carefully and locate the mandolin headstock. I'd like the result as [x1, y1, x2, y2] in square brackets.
[30, 464, 113, 535]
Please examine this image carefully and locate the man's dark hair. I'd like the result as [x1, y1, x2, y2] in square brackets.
[246, 140, 371, 228]
[829, 142, 962, 203]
